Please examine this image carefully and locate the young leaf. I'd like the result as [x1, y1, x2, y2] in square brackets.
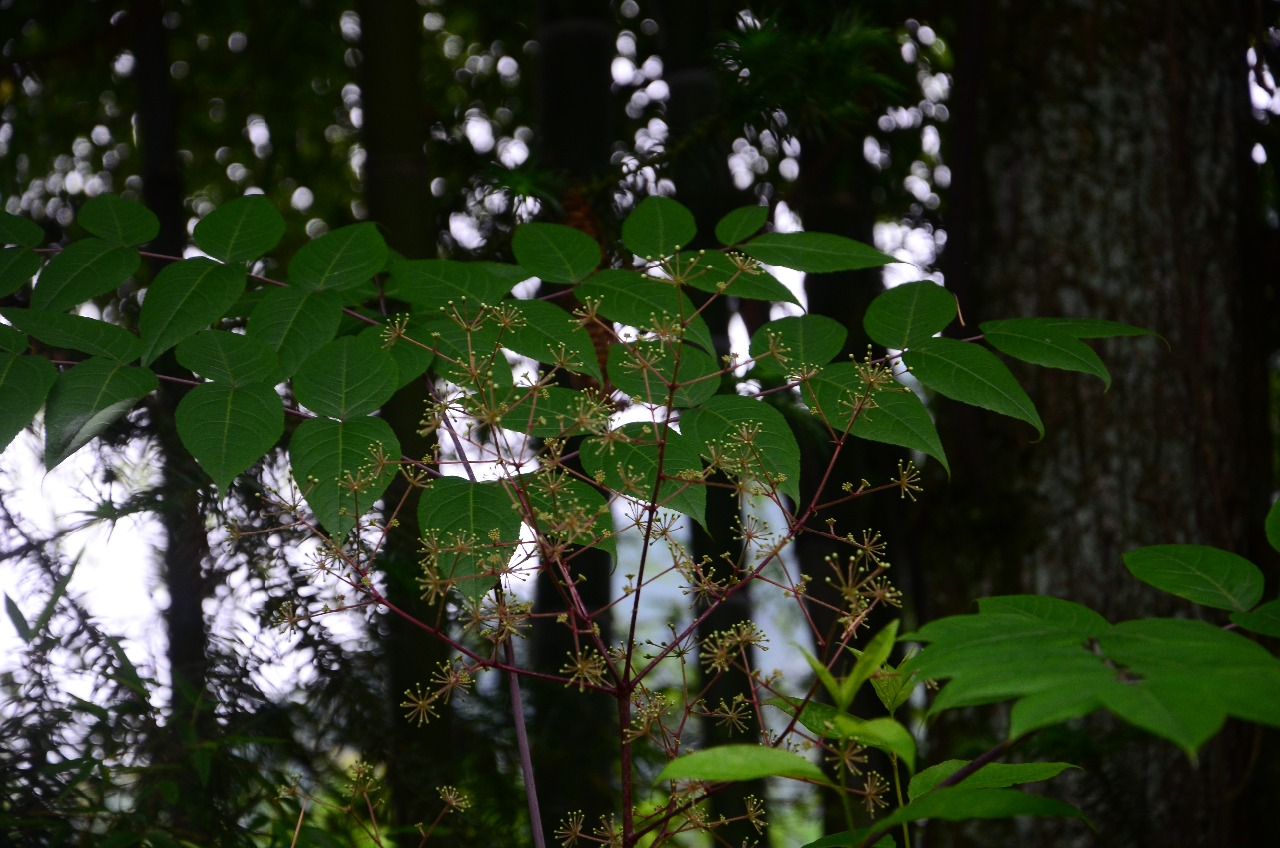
[839, 620, 898, 708]
[193, 195, 286, 263]
[742, 231, 895, 273]
[77, 194, 160, 246]
[908, 760, 1078, 800]
[31, 239, 140, 313]
[582, 422, 706, 529]
[904, 337, 1043, 437]
[176, 330, 278, 386]
[0, 211, 44, 247]
[0, 354, 56, 452]
[512, 222, 600, 283]
[290, 416, 400, 539]
[292, 335, 399, 420]
[680, 393, 802, 504]
[1, 307, 142, 362]
[606, 340, 720, 409]
[577, 269, 714, 352]
[0, 247, 42, 297]
[176, 382, 284, 490]
[979, 318, 1111, 389]
[864, 280, 957, 349]
[748, 314, 847, 378]
[417, 477, 523, 607]
[674, 250, 800, 305]
[287, 222, 388, 292]
[247, 286, 343, 380]
[765, 697, 916, 771]
[715, 205, 769, 246]
[1230, 599, 1280, 638]
[139, 258, 247, 365]
[504, 298, 602, 381]
[1122, 544, 1263, 611]
[44, 358, 158, 469]
[654, 745, 826, 784]
[383, 259, 514, 309]
[622, 195, 696, 259]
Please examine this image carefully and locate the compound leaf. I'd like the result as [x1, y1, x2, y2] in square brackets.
[715, 205, 769, 246]
[139, 258, 246, 365]
[864, 280, 956, 349]
[0, 247, 42, 297]
[176, 382, 283, 490]
[77, 194, 159, 246]
[290, 416, 400, 539]
[681, 394, 801, 504]
[655, 745, 825, 784]
[622, 195, 696, 259]
[292, 335, 399, 419]
[1123, 544, 1263, 612]
[1, 307, 142, 362]
[417, 477, 523, 607]
[288, 222, 387, 292]
[32, 239, 140, 313]
[904, 337, 1043, 437]
[44, 358, 157, 469]
[176, 330, 278, 386]
[0, 353, 56, 452]
[247, 286, 343, 381]
[193, 195, 286, 264]
[742, 232, 894, 273]
[512, 222, 600, 283]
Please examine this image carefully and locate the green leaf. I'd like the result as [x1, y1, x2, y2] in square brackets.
[654, 744, 826, 784]
[0, 353, 56, 451]
[577, 269, 714, 352]
[383, 258, 514, 309]
[1266, 497, 1280, 555]
[512, 222, 600, 283]
[4, 593, 32, 644]
[290, 416, 400, 539]
[680, 394, 801, 504]
[77, 194, 159, 246]
[360, 322, 433, 388]
[582, 422, 706, 529]
[1122, 545, 1263, 612]
[1034, 317, 1152, 339]
[980, 318, 1111, 389]
[1, 307, 142, 362]
[765, 697, 916, 771]
[176, 382, 284, 490]
[802, 831, 895, 848]
[293, 335, 399, 419]
[32, 239, 140, 313]
[870, 787, 1089, 834]
[417, 477, 523, 606]
[517, 469, 615, 553]
[193, 195, 286, 263]
[0, 247, 42, 297]
[1231, 599, 1280, 638]
[139, 258, 247, 365]
[676, 250, 800, 304]
[622, 195, 696, 259]
[0, 211, 44, 247]
[839, 620, 898, 709]
[742, 232, 895, 273]
[864, 280, 957, 349]
[499, 385, 608, 439]
[176, 330, 278, 386]
[871, 659, 919, 715]
[1096, 677, 1225, 760]
[715, 206, 769, 246]
[607, 340, 719, 409]
[976, 594, 1111, 630]
[749, 314, 847, 378]
[904, 337, 1043, 437]
[0, 323, 26, 352]
[288, 223, 387, 292]
[247, 286, 343, 380]
[44, 358, 158, 469]
[797, 645, 842, 705]
[504, 299, 602, 381]
[909, 760, 1078, 800]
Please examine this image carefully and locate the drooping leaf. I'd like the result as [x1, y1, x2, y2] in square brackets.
[582, 421, 706, 529]
[577, 269, 714, 352]
[607, 340, 720, 409]
[517, 469, 615, 553]
[0, 211, 44, 247]
[32, 239, 140, 313]
[749, 314, 847, 378]
[675, 250, 800, 305]
[1, 307, 142, 362]
[292, 335, 399, 419]
[680, 393, 801, 504]
[742, 231, 895, 273]
[869, 787, 1089, 834]
[176, 330, 278, 386]
[980, 318, 1111, 389]
[77, 194, 159, 246]
[247, 286, 343, 380]
[864, 280, 956, 349]
[417, 477, 523, 606]
[176, 382, 284, 489]
[290, 416, 400, 539]
[839, 620, 899, 708]
[288, 222, 387, 292]
[1231, 599, 1280, 638]
[715, 205, 769, 245]
[44, 358, 158, 469]
[512, 222, 600, 283]
[765, 697, 916, 772]
[0, 247, 42, 297]
[654, 744, 826, 784]
[139, 258, 247, 365]
[0, 353, 56, 451]
[904, 337, 1043, 437]
[622, 195, 697, 259]
[504, 298, 602, 381]
[383, 258, 514, 309]
[908, 760, 1078, 800]
[193, 195, 286, 264]
[1122, 544, 1263, 612]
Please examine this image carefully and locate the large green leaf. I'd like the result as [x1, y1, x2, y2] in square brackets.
[1231, 599, 1280, 638]
[576, 269, 714, 352]
[0, 211, 44, 247]
[0, 307, 142, 362]
[904, 337, 1043, 437]
[139, 258, 246, 365]
[44, 358, 158, 469]
[512, 222, 600, 283]
[193, 195, 286, 263]
[749, 314, 847, 378]
[742, 232, 895, 273]
[516, 469, 615, 553]
[176, 382, 284, 490]
[980, 318, 1111, 389]
[176, 330, 278, 386]
[290, 416, 400, 539]
[359, 322, 433, 389]
[292, 335, 399, 420]
[1122, 544, 1263, 612]
[715, 205, 769, 246]
[582, 422, 706, 529]
[864, 280, 956, 349]
[908, 760, 1078, 800]
[247, 286, 343, 380]
[417, 477, 523, 606]
[654, 744, 825, 784]
[622, 195, 697, 259]
[288, 223, 387, 292]
[674, 250, 800, 305]
[765, 697, 916, 771]
[0, 353, 56, 451]
[77, 194, 159, 246]
[0, 247, 42, 297]
[32, 239, 140, 313]
[869, 787, 1089, 835]
[839, 620, 899, 708]
[504, 299, 602, 381]
[680, 394, 801, 504]
[383, 259, 514, 309]
[0, 323, 26, 352]
[607, 340, 720, 409]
